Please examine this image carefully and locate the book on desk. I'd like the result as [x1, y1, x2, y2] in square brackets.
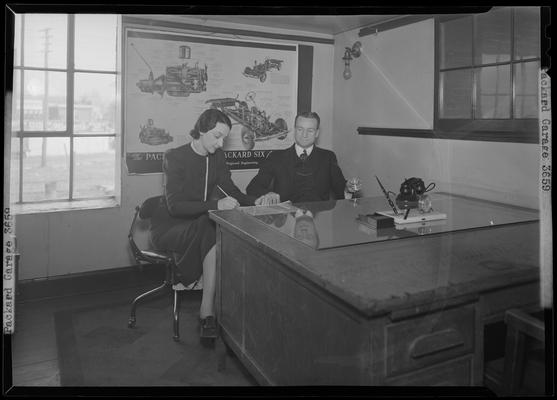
[356, 213, 395, 230]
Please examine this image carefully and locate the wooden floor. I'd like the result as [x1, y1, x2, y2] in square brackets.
[12, 286, 119, 386]
[8, 278, 549, 394]
[10, 283, 193, 387]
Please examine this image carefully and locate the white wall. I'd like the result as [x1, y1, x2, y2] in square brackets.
[15, 18, 336, 280]
[16, 16, 540, 281]
[333, 19, 539, 209]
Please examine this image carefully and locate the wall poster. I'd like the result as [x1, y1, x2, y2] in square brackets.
[124, 28, 298, 174]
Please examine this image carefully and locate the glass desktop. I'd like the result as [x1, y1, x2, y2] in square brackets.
[244, 193, 539, 250]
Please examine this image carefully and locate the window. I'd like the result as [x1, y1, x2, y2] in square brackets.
[10, 14, 120, 208]
[437, 7, 540, 142]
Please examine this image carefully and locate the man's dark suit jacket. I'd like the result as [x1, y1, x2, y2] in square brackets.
[246, 144, 347, 202]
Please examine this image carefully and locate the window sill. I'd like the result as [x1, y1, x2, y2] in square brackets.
[357, 124, 539, 144]
[10, 197, 120, 215]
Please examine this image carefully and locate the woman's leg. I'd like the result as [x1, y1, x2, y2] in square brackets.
[199, 244, 216, 318]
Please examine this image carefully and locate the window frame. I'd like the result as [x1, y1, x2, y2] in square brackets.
[434, 9, 540, 143]
[357, 7, 540, 144]
[11, 13, 120, 206]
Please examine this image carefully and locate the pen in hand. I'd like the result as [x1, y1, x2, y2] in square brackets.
[217, 185, 230, 198]
[217, 185, 239, 209]
[404, 208, 410, 220]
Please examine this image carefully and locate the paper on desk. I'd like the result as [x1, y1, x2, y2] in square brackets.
[239, 201, 299, 215]
[376, 209, 447, 224]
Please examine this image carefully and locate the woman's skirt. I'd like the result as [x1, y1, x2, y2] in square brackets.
[150, 209, 215, 286]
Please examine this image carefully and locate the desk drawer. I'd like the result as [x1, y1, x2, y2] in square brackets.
[386, 303, 475, 377]
[386, 356, 473, 386]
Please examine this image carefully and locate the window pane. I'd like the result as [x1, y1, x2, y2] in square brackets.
[74, 137, 115, 198]
[440, 69, 473, 118]
[14, 14, 22, 66]
[22, 137, 69, 202]
[440, 16, 473, 69]
[475, 8, 511, 65]
[23, 70, 67, 131]
[515, 61, 539, 118]
[23, 14, 67, 69]
[476, 65, 511, 119]
[75, 14, 118, 71]
[514, 7, 540, 60]
[74, 73, 117, 134]
[10, 138, 21, 204]
[12, 69, 21, 132]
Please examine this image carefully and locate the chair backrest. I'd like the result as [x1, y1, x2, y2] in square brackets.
[139, 195, 164, 220]
[128, 195, 163, 262]
[502, 308, 546, 395]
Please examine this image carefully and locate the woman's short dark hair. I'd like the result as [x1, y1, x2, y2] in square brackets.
[190, 109, 232, 139]
[294, 111, 320, 129]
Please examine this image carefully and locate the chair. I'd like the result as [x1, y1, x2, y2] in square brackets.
[127, 195, 200, 342]
[484, 308, 546, 395]
[501, 308, 546, 396]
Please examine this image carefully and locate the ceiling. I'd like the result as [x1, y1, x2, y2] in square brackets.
[185, 15, 406, 36]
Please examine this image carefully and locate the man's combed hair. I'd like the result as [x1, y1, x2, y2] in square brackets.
[190, 109, 232, 139]
[295, 111, 320, 129]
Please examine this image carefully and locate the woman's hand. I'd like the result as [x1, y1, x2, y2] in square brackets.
[218, 196, 239, 210]
[255, 192, 281, 206]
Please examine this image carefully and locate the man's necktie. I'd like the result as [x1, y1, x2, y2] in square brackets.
[300, 150, 308, 162]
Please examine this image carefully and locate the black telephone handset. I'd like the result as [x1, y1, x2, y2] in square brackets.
[395, 177, 435, 209]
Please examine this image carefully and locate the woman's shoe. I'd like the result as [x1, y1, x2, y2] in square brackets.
[199, 316, 217, 338]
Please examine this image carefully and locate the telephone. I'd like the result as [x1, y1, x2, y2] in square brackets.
[395, 177, 435, 209]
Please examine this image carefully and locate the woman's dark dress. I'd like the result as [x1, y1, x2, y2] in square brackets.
[150, 144, 255, 285]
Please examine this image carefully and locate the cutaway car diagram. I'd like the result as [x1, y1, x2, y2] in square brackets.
[139, 119, 173, 145]
[242, 58, 283, 83]
[205, 91, 288, 150]
[131, 43, 208, 97]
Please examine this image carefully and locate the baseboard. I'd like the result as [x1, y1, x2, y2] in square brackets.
[16, 264, 166, 302]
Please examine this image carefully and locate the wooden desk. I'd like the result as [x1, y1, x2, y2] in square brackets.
[209, 195, 540, 385]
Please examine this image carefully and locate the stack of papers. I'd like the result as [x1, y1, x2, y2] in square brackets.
[376, 209, 447, 224]
[239, 201, 299, 216]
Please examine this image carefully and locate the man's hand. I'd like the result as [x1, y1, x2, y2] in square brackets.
[255, 192, 281, 206]
[217, 196, 239, 210]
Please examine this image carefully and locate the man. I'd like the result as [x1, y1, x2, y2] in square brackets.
[246, 111, 348, 204]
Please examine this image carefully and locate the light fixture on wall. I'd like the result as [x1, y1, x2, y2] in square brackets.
[342, 41, 362, 80]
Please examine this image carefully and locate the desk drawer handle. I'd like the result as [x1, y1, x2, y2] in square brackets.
[409, 328, 464, 359]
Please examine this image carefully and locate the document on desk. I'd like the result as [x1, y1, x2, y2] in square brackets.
[239, 201, 299, 216]
[376, 209, 447, 224]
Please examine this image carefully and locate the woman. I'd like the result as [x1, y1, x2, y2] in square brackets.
[150, 108, 264, 339]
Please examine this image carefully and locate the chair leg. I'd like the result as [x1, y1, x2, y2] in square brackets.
[216, 335, 227, 372]
[128, 280, 170, 328]
[172, 289, 180, 341]
[502, 325, 527, 395]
